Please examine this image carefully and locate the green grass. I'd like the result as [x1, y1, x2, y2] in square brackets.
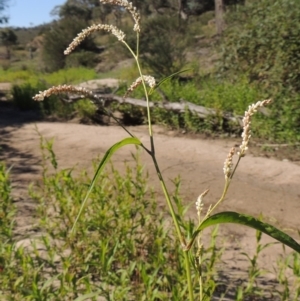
[0, 67, 98, 86]
[6, 67, 99, 117]
[8, 64, 299, 142]
[115, 76, 272, 135]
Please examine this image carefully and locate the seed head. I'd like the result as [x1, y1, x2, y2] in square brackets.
[196, 189, 209, 217]
[64, 24, 125, 55]
[33, 85, 94, 101]
[223, 147, 235, 179]
[124, 75, 156, 98]
[238, 99, 272, 157]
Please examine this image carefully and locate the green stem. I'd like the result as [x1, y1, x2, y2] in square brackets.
[123, 40, 153, 138]
[136, 31, 140, 58]
[123, 38, 194, 300]
[230, 156, 242, 180]
[206, 180, 230, 217]
[151, 155, 194, 301]
[185, 251, 194, 301]
[205, 155, 243, 218]
[199, 274, 203, 301]
[135, 59, 153, 138]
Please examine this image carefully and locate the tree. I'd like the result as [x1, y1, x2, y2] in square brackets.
[140, 15, 189, 78]
[221, 0, 300, 92]
[0, 28, 17, 59]
[54, 0, 102, 20]
[220, 0, 300, 139]
[42, 17, 96, 71]
[0, 0, 9, 24]
[43, 0, 104, 71]
[215, 0, 224, 35]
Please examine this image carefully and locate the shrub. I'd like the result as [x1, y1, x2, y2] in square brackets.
[65, 51, 98, 69]
[220, 0, 300, 93]
[42, 17, 97, 72]
[139, 15, 190, 78]
[12, 83, 43, 111]
[12, 82, 73, 118]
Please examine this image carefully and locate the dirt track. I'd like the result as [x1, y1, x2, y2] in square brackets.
[1, 104, 300, 294]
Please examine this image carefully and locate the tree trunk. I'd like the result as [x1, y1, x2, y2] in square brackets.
[5, 45, 10, 60]
[215, 0, 224, 36]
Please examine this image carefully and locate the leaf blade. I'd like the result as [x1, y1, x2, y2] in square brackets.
[187, 211, 300, 253]
[71, 137, 142, 233]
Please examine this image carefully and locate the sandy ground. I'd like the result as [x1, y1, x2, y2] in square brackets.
[1, 103, 300, 296]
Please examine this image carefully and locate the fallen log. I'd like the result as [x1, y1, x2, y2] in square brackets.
[66, 93, 244, 125]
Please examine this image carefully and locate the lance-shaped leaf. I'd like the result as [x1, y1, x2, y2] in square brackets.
[186, 211, 300, 253]
[71, 137, 142, 233]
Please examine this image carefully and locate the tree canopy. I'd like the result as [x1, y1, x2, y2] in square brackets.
[0, 0, 9, 23]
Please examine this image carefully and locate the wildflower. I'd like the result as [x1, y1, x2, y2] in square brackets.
[223, 147, 235, 179]
[196, 189, 209, 217]
[238, 99, 272, 157]
[64, 24, 125, 55]
[124, 75, 156, 98]
[100, 0, 140, 32]
[33, 85, 94, 101]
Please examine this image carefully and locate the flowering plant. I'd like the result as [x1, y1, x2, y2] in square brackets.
[34, 1, 300, 299]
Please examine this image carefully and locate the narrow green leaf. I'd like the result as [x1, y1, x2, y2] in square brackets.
[148, 68, 191, 95]
[186, 211, 300, 253]
[74, 292, 102, 301]
[71, 137, 142, 233]
[40, 274, 59, 291]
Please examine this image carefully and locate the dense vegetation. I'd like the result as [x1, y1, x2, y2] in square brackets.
[1, 142, 299, 300]
[220, 0, 300, 141]
[0, 0, 300, 141]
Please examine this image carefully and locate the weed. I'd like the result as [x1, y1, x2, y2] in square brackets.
[7, 0, 300, 300]
[0, 162, 14, 240]
[0, 137, 223, 300]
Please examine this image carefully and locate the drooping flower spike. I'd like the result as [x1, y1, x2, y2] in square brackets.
[64, 24, 125, 55]
[238, 99, 272, 157]
[33, 85, 95, 101]
[124, 75, 156, 98]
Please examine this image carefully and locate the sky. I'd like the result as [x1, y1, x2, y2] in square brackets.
[1, 0, 67, 28]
